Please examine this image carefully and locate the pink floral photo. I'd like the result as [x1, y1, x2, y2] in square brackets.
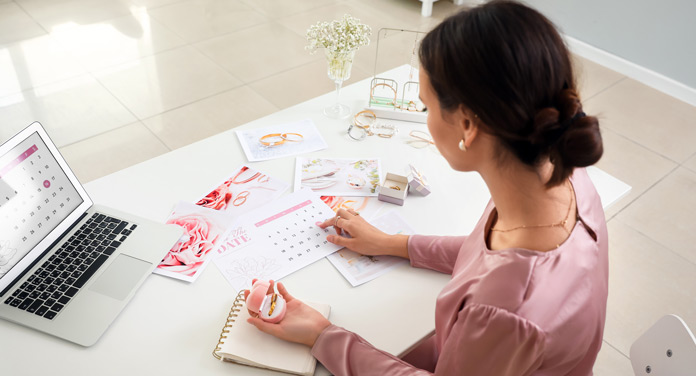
[155, 202, 235, 282]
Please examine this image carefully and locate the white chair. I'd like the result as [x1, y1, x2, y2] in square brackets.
[630, 314, 696, 375]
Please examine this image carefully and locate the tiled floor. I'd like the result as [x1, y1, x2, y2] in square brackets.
[2, 0, 695, 374]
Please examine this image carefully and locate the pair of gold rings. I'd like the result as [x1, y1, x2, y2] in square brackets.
[259, 133, 304, 147]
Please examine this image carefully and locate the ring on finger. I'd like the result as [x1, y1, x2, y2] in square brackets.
[334, 215, 341, 227]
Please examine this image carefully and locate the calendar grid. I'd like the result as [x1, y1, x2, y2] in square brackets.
[0, 133, 83, 279]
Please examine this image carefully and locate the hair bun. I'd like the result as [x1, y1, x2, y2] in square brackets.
[529, 89, 603, 185]
[556, 113, 603, 168]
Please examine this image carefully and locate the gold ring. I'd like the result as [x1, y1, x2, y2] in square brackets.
[268, 293, 277, 316]
[259, 133, 285, 147]
[334, 215, 341, 227]
[281, 133, 303, 142]
[390, 185, 401, 190]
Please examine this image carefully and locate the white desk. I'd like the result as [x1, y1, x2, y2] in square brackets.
[0, 67, 630, 375]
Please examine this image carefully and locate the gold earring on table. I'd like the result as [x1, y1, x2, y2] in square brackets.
[458, 139, 467, 152]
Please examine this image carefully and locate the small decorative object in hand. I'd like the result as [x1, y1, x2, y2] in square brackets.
[306, 15, 372, 119]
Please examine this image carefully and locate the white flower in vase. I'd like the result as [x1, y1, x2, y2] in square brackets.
[306, 14, 372, 119]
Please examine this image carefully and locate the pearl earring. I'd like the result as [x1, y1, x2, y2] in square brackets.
[458, 139, 467, 152]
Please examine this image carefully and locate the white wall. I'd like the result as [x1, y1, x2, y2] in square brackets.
[521, 0, 696, 90]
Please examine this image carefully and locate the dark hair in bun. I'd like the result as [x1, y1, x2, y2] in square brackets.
[419, 0, 603, 187]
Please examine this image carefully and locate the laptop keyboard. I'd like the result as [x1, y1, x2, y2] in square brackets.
[3, 213, 137, 320]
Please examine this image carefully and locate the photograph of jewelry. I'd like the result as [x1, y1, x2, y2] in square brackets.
[237, 119, 328, 162]
[301, 178, 337, 190]
[296, 158, 381, 196]
[259, 132, 305, 147]
[347, 175, 366, 189]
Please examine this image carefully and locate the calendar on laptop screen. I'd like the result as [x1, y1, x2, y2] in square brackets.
[0, 132, 83, 279]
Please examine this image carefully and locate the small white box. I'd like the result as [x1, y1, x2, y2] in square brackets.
[407, 164, 431, 196]
[377, 173, 409, 206]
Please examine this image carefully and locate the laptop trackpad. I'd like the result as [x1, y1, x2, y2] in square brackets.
[89, 254, 151, 301]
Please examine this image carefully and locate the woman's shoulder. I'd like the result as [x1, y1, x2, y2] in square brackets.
[570, 167, 607, 236]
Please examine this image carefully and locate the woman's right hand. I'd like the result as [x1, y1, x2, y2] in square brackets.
[317, 208, 410, 259]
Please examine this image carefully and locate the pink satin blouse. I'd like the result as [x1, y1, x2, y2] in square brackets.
[311, 168, 608, 375]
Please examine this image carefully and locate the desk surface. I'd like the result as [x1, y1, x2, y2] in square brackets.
[1, 66, 630, 376]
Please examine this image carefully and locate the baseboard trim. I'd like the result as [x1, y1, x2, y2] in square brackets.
[565, 35, 696, 107]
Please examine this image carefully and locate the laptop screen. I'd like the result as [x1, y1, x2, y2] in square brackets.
[0, 132, 83, 280]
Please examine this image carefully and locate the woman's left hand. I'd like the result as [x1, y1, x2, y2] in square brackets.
[245, 282, 331, 347]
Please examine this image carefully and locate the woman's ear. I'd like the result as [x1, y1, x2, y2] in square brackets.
[459, 108, 479, 150]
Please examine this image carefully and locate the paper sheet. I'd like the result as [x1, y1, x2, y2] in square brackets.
[213, 189, 341, 291]
[319, 195, 386, 218]
[295, 157, 381, 197]
[196, 164, 289, 215]
[326, 210, 414, 286]
[236, 119, 328, 162]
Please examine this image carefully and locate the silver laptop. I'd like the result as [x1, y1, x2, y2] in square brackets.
[0, 122, 182, 346]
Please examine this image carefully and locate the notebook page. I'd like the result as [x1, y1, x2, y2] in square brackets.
[218, 300, 330, 375]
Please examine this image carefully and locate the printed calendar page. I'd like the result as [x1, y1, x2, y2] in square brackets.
[0, 132, 83, 279]
[214, 189, 341, 292]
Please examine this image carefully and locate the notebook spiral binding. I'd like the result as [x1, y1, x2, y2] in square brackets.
[213, 290, 246, 361]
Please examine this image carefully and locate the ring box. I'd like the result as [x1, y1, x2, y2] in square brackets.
[246, 280, 287, 323]
[406, 164, 431, 196]
[377, 173, 409, 205]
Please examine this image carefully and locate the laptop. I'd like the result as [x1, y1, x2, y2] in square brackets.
[0, 122, 182, 346]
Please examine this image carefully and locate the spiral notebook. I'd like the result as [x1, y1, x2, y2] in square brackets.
[213, 291, 331, 375]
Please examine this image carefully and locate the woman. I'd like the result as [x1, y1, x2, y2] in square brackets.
[246, 1, 608, 374]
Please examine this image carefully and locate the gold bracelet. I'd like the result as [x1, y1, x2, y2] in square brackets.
[281, 133, 303, 142]
[370, 83, 397, 108]
[259, 133, 285, 147]
[354, 110, 376, 129]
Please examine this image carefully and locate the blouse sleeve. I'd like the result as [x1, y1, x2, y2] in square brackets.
[311, 325, 433, 376]
[311, 304, 545, 376]
[408, 235, 467, 274]
[434, 303, 546, 375]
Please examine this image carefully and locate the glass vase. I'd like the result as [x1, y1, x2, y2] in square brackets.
[323, 49, 355, 119]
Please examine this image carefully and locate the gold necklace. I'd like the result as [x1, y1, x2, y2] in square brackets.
[490, 182, 574, 235]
